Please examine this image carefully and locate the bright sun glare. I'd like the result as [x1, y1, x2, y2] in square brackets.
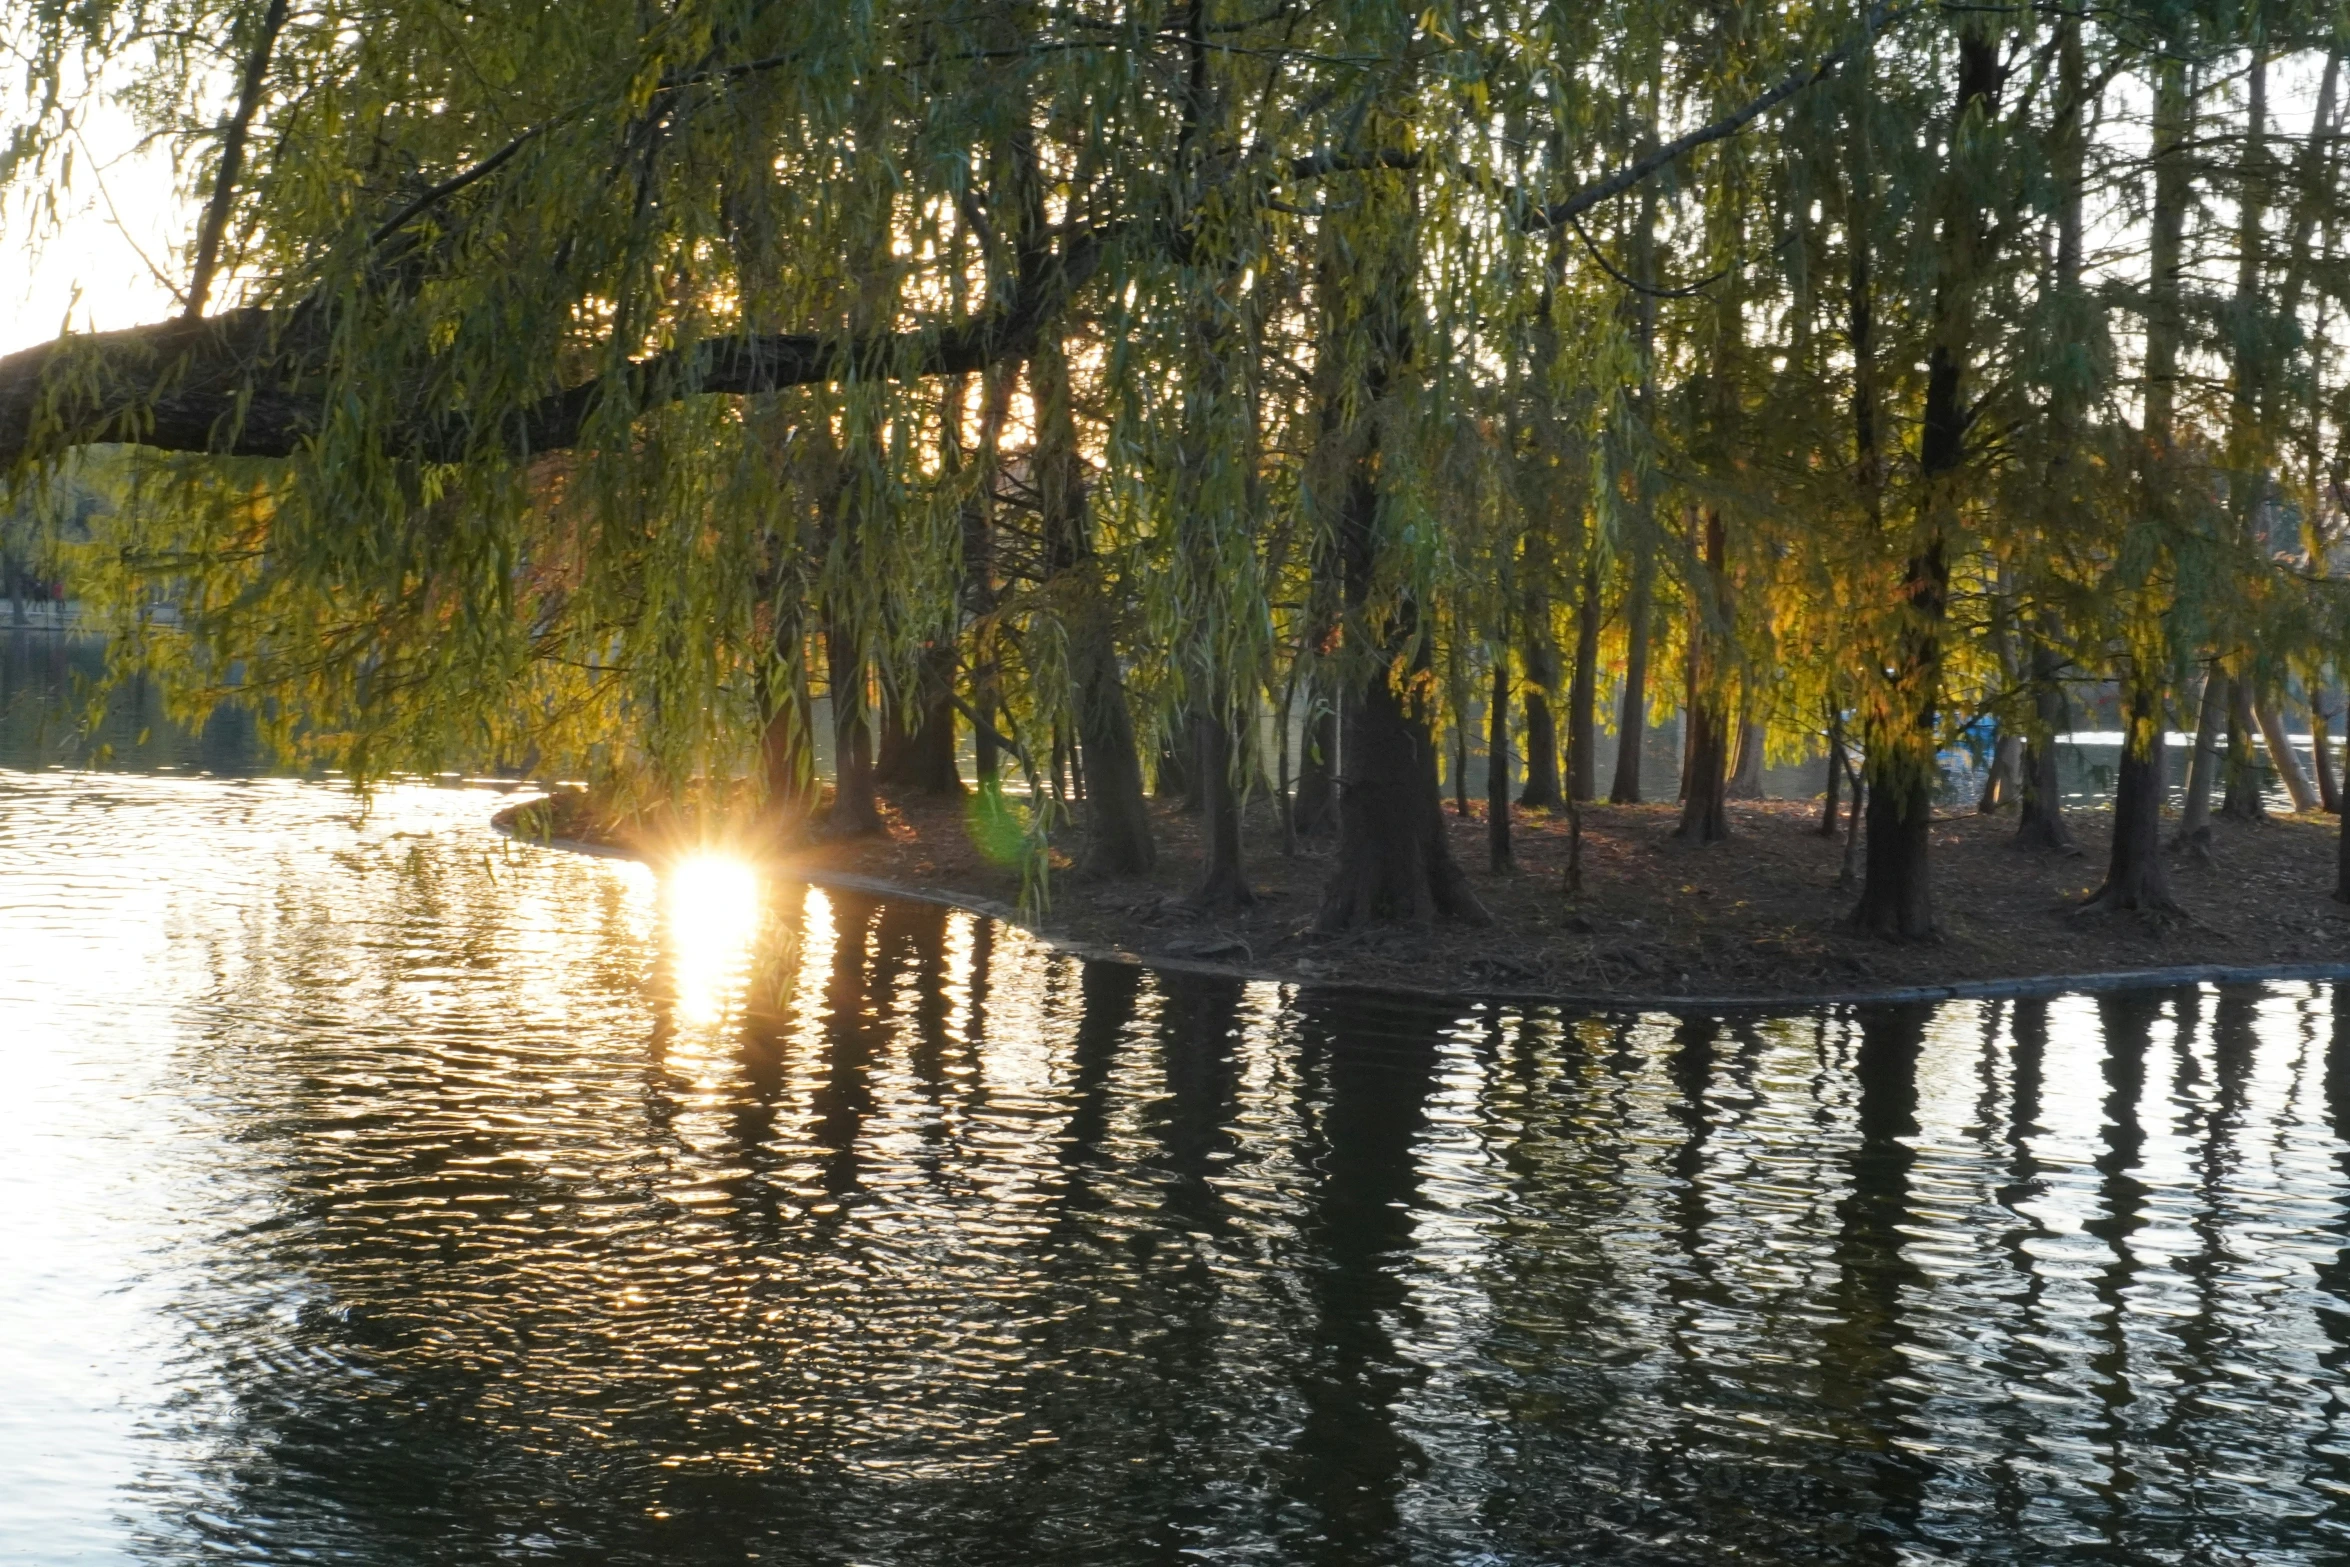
[661, 854, 763, 1029]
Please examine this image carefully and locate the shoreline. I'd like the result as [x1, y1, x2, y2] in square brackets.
[496, 813, 2350, 1014]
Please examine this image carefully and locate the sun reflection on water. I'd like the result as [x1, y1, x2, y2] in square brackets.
[660, 854, 763, 1029]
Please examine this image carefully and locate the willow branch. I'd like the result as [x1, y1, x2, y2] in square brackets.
[185, 0, 291, 318]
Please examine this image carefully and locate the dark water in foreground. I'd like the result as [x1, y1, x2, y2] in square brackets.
[7, 766, 2350, 1564]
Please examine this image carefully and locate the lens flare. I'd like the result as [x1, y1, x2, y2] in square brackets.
[661, 854, 762, 1028]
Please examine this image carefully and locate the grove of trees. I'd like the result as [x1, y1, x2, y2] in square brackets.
[6, 0, 2350, 936]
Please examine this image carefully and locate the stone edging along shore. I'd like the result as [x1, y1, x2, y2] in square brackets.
[497, 825, 2350, 1014]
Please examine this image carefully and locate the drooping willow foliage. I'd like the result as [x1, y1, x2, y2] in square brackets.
[6, 0, 2350, 931]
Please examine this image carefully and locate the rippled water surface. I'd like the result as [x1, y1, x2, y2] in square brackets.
[7, 765, 2350, 1564]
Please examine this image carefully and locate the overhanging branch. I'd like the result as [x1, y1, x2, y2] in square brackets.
[0, 234, 1102, 468]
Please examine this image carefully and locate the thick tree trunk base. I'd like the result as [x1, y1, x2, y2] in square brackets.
[2014, 740, 2073, 853]
[1675, 701, 1731, 845]
[1316, 674, 1492, 932]
[1518, 690, 1561, 810]
[1292, 705, 1337, 838]
[1072, 628, 1155, 879]
[1847, 767, 1936, 940]
[2086, 699, 2179, 915]
[1184, 712, 1255, 913]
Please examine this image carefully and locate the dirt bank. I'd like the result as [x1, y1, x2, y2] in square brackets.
[496, 786, 2350, 1003]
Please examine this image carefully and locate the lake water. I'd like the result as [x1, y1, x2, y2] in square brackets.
[6, 756, 2350, 1565]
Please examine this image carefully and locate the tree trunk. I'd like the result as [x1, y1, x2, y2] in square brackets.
[2015, 639, 2074, 852]
[1846, 542, 1945, 939]
[1035, 341, 1153, 877]
[1311, 160, 1486, 930]
[2337, 794, 2350, 903]
[1515, 563, 1562, 810]
[1155, 729, 1189, 800]
[1675, 511, 1732, 844]
[2019, 18, 2083, 858]
[2254, 692, 2318, 813]
[2082, 680, 2179, 913]
[1726, 714, 1765, 800]
[1519, 690, 1560, 809]
[876, 644, 961, 794]
[761, 592, 827, 831]
[1318, 653, 1491, 928]
[1849, 28, 1999, 940]
[1609, 545, 1654, 804]
[1837, 765, 1867, 888]
[1293, 698, 1337, 835]
[1186, 701, 1254, 910]
[1290, 512, 1341, 837]
[1316, 450, 1489, 930]
[1820, 701, 1845, 835]
[1488, 651, 1514, 873]
[1566, 557, 1602, 801]
[758, 635, 818, 829]
[2313, 685, 2341, 812]
[1677, 699, 1732, 844]
[2173, 661, 2227, 848]
[1977, 732, 2021, 812]
[1451, 712, 1470, 816]
[823, 622, 885, 838]
[2220, 675, 2269, 823]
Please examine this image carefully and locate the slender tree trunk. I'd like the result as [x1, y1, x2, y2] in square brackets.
[1034, 341, 1153, 876]
[958, 370, 1013, 796]
[1608, 171, 1661, 810]
[1156, 708, 1200, 807]
[1675, 511, 1732, 844]
[2254, 692, 2318, 813]
[1294, 697, 1337, 836]
[1488, 651, 1514, 873]
[1291, 501, 1341, 838]
[758, 613, 818, 830]
[2174, 660, 2227, 848]
[2019, 18, 2083, 858]
[1820, 701, 1845, 835]
[2220, 675, 2269, 823]
[2016, 640, 2074, 852]
[1516, 552, 1562, 810]
[1566, 557, 1602, 801]
[1451, 703, 1470, 816]
[1187, 698, 1254, 909]
[2313, 685, 2341, 812]
[1609, 546, 1654, 803]
[2337, 795, 2350, 902]
[1837, 766, 1867, 888]
[1726, 713, 1765, 800]
[823, 622, 885, 837]
[1274, 671, 1299, 854]
[2082, 678, 2179, 913]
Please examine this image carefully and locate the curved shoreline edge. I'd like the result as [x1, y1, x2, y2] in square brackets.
[497, 825, 2350, 1015]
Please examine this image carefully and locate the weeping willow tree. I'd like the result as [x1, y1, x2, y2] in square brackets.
[9, 0, 2350, 934]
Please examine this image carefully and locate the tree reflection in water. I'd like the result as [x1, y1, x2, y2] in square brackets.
[7, 774, 2350, 1562]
